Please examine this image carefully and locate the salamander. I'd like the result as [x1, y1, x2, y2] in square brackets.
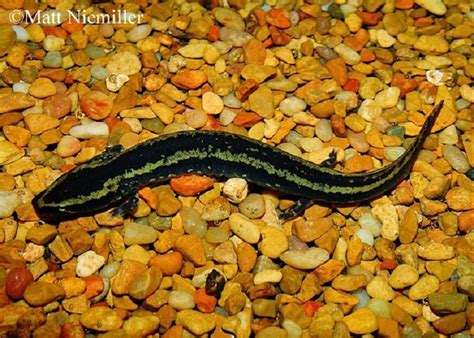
[33, 102, 443, 222]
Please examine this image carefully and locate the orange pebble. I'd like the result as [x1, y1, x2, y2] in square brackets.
[254, 9, 267, 26]
[139, 187, 157, 208]
[343, 78, 360, 92]
[458, 210, 474, 233]
[303, 301, 324, 317]
[357, 12, 383, 26]
[194, 288, 217, 313]
[84, 275, 104, 298]
[43, 26, 68, 40]
[170, 174, 214, 196]
[415, 17, 433, 27]
[391, 73, 417, 96]
[208, 25, 220, 42]
[61, 20, 83, 33]
[325, 58, 348, 86]
[149, 252, 183, 276]
[360, 48, 376, 62]
[380, 259, 398, 270]
[61, 163, 76, 173]
[233, 112, 262, 127]
[265, 8, 292, 29]
[269, 26, 291, 46]
[395, 0, 414, 9]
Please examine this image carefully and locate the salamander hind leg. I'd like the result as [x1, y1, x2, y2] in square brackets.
[111, 194, 139, 217]
[279, 198, 315, 221]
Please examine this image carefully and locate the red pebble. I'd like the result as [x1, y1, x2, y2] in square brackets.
[343, 78, 360, 92]
[60, 322, 85, 338]
[380, 259, 398, 270]
[5, 267, 34, 300]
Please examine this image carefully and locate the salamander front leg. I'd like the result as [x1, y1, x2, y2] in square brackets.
[320, 149, 338, 168]
[279, 198, 315, 221]
[112, 194, 138, 217]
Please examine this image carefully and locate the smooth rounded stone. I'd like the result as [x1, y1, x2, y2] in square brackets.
[417, 241, 455, 260]
[442, 145, 470, 173]
[90, 64, 109, 80]
[168, 291, 195, 310]
[278, 143, 302, 157]
[353, 290, 370, 309]
[315, 119, 333, 142]
[358, 99, 382, 122]
[43, 51, 62, 68]
[366, 276, 395, 301]
[218, 27, 253, 47]
[223, 93, 241, 108]
[12, 82, 30, 93]
[415, 0, 447, 15]
[184, 109, 207, 129]
[129, 267, 162, 300]
[366, 298, 391, 318]
[180, 207, 207, 238]
[223, 178, 248, 203]
[107, 51, 142, 75]
[205, 227, 229, 244]
[376, 29, 396, 48]
[12, 25, 29, 42]
[214, 7, 245, 30]
[282, 319, 302, 338]
[279, 96, 306, 116]
[84, 44, 106, 59]
[439, 125, 459, 145]
[0, 190, 21, 218]
[80, 307, 123, 332]
[354, 229, 374, 246]
[126, 24, 152, 42]
[100, 261, 121, 279]
[106, 73, 130, 92]
[176, 310, 216, 335]
[24, 281, 65, 306]
[266, 77, 298, 92]
[384, 146, 406, 161]
[280, 247, 329, 270]
[428, 293, 468, 314]
[347, 130, 370, 153]
[389, 264, 419, 289]
[299, 138, 323, 153]
[254, 269, 282, 286]
[69, 122, 110, 139]
[76, 250, 106, 277]
[342, 308, 378, 334]
[374, 87, 400, 109]
[229, 213, 260, 243]
[141, 118, 165, 134]
[334, 44, 360, 65]
[358, 213, 381, 237]
[219, 109, 237, 126]
[459, 84, 474, 103]
[316, 46, 338, 60]
[123, 222, 158, 245]
[43, 35, 65, 52]
[238, 193, 265, 219]
[408, 275, 440, 300]
[202, 92, 224, 115]
[123, 315, 160, 337]
[56, 135, 81, 157]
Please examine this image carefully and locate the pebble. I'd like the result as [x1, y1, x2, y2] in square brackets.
[23, 281, 65, 306]
[428, 293, 468, 314]
[442, 145, 470, 173]
[124, 222, 158, 245]
[223, 178, 248, 203]
[334, 44, 360, 65]
[0, 190, 21, 217]
[342, 308, 378, 334]
[180, 207, 207, 238]
[29, 78, 56, 98]
[202, 92, 224, 115]
[279, 96, 306, 116]
[184, 109, 207, 128]
[389, 264, 419, 289]
[229, 213, 260, 244]
[76, 250, 105, 277]
[315, 119, 333, 142]
[176, 309, 216, 335]
[43, 51, 62, 68]
[69, 122, 109, 139]
[408, 276, 440, 300]
[106, 51, 142, 75]
[43, 35, 64, 52]
[80, 307, 123, 332]
[5, 267, 33, 300]
[56, 135, 81, 157]
[358, 213, 381, 237]
[126, 24, 152, 42]
[415, 0, 447, 15]
[280, 247, 329, 270]
[239, 193, 265, 219]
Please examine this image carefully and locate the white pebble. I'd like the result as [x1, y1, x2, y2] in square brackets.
[106, 73, 130, 92]
[438, 125, 458, 145]
[126, 24, 152, 42]
[279, 96, 306, 116]
[76, 250, 105, 277]
[384, 147, 406, 161]
[43, 35, 65, 52]
[355, 228, 375, 246]
[223, 178, 248, 203]
[229, 213, 260, 244]
[358, 213, 381, 237]
[12, 25, 29, 42]
[168, 291, 195, 310]
[0, 191, 21, 218]
[219, 109, 237, 126]
[442, 144, 470, 173]
[12, 82, 30, 94]
[69, 122, 110, 139]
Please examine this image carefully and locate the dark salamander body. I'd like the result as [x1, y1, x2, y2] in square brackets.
[33, 102, 443, 222]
